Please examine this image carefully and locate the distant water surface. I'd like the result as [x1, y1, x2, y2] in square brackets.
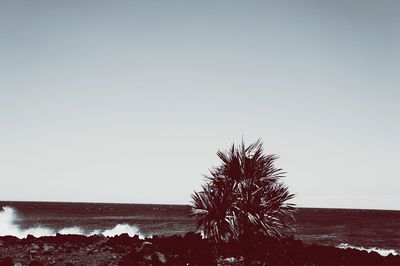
[0, 201, 399, 255]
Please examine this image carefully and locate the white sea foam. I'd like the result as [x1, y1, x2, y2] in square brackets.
[102, 224, 139, 237]
[0, 206, 55, 238]
[58, 226, 85, 235]
[337, 243, 399, 257]
[0, 206, 143, 239]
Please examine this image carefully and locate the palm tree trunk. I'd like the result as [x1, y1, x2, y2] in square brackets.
[239, 223, 252, 266]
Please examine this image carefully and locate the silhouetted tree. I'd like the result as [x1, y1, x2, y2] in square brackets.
[191, 139, 296, 262]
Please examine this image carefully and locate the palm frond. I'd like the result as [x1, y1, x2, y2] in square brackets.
[190, 139, 296, 243]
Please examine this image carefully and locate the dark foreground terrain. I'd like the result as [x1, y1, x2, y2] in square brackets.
[0, 233, 399, 266]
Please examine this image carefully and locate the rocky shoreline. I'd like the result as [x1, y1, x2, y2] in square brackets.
[0, 232, 399, 265]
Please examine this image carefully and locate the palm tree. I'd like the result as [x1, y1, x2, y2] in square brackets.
[191, 139, 296, 248]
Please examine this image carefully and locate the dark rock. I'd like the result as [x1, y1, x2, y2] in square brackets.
[26, 235, 37, 242]
[1, 232, 400, 265]
[118, 250, 141, 266]
[43, 244, 56, 253]
[30, 243, 40, 250]
[105, 233, 141, 248]
[139, 241, 154, 253]
[28, 260, 44, 266]
[154, 251, 166, 264]
[0, 257, 13, 266]
[0, 236, 19, 245]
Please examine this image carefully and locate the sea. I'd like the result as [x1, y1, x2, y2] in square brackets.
[0, 201, 399, 257]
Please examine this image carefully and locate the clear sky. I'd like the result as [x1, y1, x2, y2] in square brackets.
[1, 1, 399, 210]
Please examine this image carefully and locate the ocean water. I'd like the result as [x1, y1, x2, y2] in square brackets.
[0, 201, 399, 256]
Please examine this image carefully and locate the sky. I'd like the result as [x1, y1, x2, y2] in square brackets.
[0, 1, 399, 210]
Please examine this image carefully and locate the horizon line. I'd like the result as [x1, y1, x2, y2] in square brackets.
[1, 199, 399, 212]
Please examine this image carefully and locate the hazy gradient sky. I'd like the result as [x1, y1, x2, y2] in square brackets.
[1, 1, 399, 210]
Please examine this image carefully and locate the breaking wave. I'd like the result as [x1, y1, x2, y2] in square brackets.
[0, 206, 143, 239]
[337, 243, 399, 257]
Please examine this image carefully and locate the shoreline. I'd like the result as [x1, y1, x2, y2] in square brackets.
[1, 233, 399, 266]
